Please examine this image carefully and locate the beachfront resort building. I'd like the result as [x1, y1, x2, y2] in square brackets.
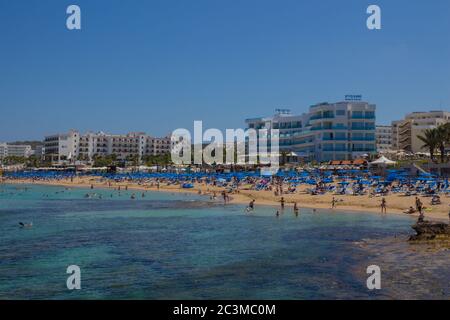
[0, 143, 33, 159]
[44, 130, 171, 163]
[245, 98, 376, 162]
[44, 130, 80, 162]
[375, 125, 392, 152]
[391, 111, 450, 153]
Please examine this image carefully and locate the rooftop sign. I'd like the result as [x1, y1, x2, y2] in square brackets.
[345, 95, 362, 101]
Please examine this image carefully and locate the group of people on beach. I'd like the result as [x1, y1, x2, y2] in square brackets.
[4, 168, 450, 223]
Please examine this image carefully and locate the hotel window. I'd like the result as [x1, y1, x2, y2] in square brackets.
[365, 111, 375, 118]
[336, 110, 346, 116]
[352, 111, 363, 118]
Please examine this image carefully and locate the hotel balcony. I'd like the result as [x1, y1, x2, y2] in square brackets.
[351, 114, 376, 119]
[350, 137, 375, 141]
[309, 114, 335, 121]
[352, 147, 376, 152]
[311, 125, 348, 131]
[351, 124, 375, 131]
[322, 147, 348, 152]
[322, 137, 348, 141]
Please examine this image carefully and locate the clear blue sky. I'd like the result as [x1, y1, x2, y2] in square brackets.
[1, 0, 449, 141]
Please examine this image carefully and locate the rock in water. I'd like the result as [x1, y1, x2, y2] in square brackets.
[409, 221, 450, 241]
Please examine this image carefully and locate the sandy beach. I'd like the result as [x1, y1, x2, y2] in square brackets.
[3, 176, 450, 222]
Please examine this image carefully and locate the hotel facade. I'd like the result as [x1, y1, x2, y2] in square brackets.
[245, 99, 376, 162]
[44, 130, 171, 163]
[0, 143, 33, 159]
[375, 125, 392, 152]
[391, 111, 450, 153]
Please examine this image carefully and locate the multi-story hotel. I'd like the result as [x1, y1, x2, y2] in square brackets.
[0, 143, 33, 159]
[44, 130, 171, 163]
[391, 111, 450, 153]
[375, 125, 392, 152]
[246, 98, 376, 162]
[43, 130, 80, 162]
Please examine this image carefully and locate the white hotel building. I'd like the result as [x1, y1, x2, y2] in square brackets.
[0, 143, 33, 159]
[44, 130, 171, 163]
[245, 99, 376, 162]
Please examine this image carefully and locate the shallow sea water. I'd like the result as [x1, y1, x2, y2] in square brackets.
[0, 183, 447, 299]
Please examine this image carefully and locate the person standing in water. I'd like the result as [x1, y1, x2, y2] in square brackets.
[293, 202, 299, 216]
[280, 197, 285, 210]
[247, 199, 255, 212]
[380, 197, 387, 214]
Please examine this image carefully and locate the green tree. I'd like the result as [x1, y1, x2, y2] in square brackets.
[417, 128, 440, 163]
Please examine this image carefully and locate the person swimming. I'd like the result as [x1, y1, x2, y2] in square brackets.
[19, 222, 33, 228]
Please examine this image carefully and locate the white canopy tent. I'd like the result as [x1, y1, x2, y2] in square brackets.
[370, 156, 396, 165]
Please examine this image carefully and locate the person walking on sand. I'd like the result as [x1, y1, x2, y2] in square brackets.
[415, 197, 421, 212]
[380, 197, 387, 214]
[417, 198, 423, 215]
[331, 197, 337, 209]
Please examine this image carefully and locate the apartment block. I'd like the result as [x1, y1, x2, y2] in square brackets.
[44, 130, 171, 163]
[391, 111, 450, 153]
[0, 143, 33, 159]
[375, 125, 392, 152]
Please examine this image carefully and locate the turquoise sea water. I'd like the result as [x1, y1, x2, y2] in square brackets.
[0, 183, 440, 299]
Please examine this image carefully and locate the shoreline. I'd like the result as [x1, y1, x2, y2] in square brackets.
[2, 177, 449, 222]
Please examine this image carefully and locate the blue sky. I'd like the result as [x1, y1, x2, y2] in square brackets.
[1, 0, 449, 141]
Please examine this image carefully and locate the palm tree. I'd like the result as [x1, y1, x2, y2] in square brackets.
[439, 123, 450, 162]
[436, 125, 449, 163]
[417, 128, 439, 162]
